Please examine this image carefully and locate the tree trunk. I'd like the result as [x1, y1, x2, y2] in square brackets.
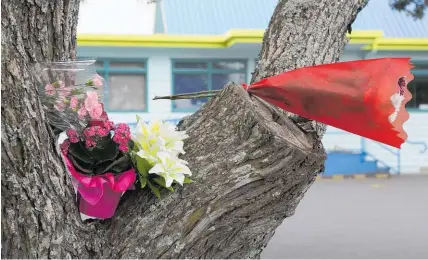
[1, 0, 366, 258]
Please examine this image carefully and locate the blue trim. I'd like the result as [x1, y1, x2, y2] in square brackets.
[406, 108, 428, 113]
[171, 59, 248, 112]
[94, 58, 148, 113]
[412, 69, 428, 77]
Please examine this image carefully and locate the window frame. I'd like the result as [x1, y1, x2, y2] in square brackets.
[171, 59, 248, 112]
[95, 58, 149, 113]
[408, 62, 428, 112]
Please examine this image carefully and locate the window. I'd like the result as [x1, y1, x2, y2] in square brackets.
[406, 76, 428, 109]
[96, 59, 147, 112]
[172, 60, 247, 112]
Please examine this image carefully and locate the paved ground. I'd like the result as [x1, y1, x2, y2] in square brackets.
[262, 175, 428, 259]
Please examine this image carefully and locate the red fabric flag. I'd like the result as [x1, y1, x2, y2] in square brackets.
[246, 58, 413, 148]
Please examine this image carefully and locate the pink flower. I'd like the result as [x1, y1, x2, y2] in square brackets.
[88, 103, 103, 119]
[66, 129, 80, 143]
[92, 75, 103, 87]
[83, 127, 96, 138]
[119, 144, 129, 152]
[85, 138, 96, 148]
[113, 123, 131, 146]
[77, 104, 88, 120]
[96, 126, 109, 137]
[103, 120, 115, 131]
[70, 97, 79, 110]
[84, 91, 103, 119]
[88, 104, 109, 127]
[69, 136, 80, 143]
[45, 84, 55, 95]
[84, 91, 99, 108]
[60, 140, 70, 154]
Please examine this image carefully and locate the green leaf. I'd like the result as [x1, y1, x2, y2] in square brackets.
[135, 156, 152, 177]
[68, 142, 95, 164]
[136, 114, 142, 123]
[139, 174, 147, 189]
[94, 160, 114, 175]
[68, 154, 94, 175]
[183, 177, 194, 184]
[90, 137, 119, 163]
[153, 177, 174, 192]
[99, 154, 132, 174]
[147, 180, 161, 199]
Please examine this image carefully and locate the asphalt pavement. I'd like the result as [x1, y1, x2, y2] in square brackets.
[262, 175, 428, 259]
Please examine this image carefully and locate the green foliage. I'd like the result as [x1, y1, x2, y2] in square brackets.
[147, 180, 161, 200]
[67, 135, 131, 175]
[390, 0, 427, 19]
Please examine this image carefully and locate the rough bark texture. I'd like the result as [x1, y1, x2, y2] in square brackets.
[1, 0, 366, 258]
[1, 0, 83, 258]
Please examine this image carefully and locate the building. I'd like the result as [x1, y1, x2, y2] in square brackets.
[76, 0, 428, 174]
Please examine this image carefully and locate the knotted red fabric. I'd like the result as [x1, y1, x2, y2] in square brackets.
[246, 58, 413, 148]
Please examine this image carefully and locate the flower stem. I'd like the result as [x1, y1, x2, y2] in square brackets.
[153, 90, 222, 100]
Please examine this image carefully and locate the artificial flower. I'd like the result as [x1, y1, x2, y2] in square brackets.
[148, 152, 192, 187]
[135, 138, 165, 165]
[159, 122, 188, 154]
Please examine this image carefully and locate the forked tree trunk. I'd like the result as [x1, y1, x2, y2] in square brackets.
[1, 0, 366, 258]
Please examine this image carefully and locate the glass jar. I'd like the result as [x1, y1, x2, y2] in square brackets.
[37, 59, 106, 134]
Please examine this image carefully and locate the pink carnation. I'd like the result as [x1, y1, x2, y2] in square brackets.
[45, 84, 55, 95]
[77, 104, 87, 120]
[84, 91, 99, 107]
[88, 103, 103, 119]
[92, 75, 103, 87]
[84, 91, 103, 119]
[70, 96, 79, 110]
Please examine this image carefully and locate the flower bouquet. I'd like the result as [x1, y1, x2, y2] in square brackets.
[130, 116, 192, 199]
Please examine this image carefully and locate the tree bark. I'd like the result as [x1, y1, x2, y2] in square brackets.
[1, 0, 366, 258]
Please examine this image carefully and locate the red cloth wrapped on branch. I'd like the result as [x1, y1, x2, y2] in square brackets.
[246, 58, 413, 148]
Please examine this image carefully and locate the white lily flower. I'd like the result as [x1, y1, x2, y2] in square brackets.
[149, 152, 192, 187]
[159, 122, 188, 154]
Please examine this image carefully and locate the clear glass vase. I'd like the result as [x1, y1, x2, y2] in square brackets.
[37, 59, 106, 134]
